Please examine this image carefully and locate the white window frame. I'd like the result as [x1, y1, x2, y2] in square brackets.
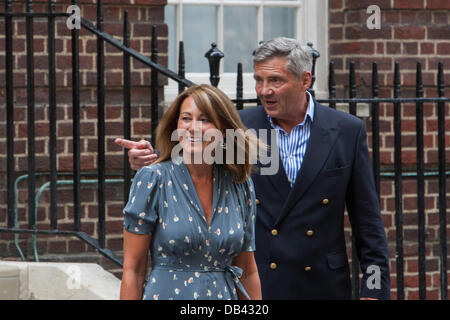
[164, 0, 328, 104]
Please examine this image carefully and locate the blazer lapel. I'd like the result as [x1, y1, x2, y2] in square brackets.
[250, 108, 291, 202]
[274, 102, 340, 227]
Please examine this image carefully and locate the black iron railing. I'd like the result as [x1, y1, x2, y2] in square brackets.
[0, 0, 192, 268]
[1, 0, 449, 301]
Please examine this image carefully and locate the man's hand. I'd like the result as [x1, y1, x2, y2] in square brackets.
[114, 138, 157, 171]
[360, 297, 378, 300]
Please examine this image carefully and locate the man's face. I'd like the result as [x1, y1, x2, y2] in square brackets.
[254, 56, 310, 124]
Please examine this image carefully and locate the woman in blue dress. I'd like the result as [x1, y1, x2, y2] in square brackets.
[120, 84, 264, 300]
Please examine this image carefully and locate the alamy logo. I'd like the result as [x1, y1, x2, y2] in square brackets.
[170, 128, 279, 176]
[366, 265, 381, 290]
[366, 5, 381, 30]
[66, 5, 81, 30]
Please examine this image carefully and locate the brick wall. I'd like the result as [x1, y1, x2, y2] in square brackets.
[330, 0, 450, 299]
[0, 0, 168, 277]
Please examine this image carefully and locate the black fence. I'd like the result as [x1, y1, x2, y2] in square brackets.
[1, 0, 449, 300]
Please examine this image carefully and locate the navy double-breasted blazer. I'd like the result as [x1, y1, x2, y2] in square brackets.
[238, 101, 390, 300]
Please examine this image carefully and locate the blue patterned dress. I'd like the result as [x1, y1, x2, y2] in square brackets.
[123, 156, 256, 300]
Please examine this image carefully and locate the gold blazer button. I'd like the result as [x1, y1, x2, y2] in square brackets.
[271, 229, 278, 236]
[306, 230, 314, 237]
[270, 263, 277, 270]
[322, 198, 329, 205]
[304, 266, 312, 272]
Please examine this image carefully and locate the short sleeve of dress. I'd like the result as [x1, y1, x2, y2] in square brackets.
[240, 178, 256, 252]
[123, 165, 161, 235]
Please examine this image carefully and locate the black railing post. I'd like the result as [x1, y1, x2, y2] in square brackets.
[78, 17, 193, 88]
[97, 0, 106, 249]
[5, 0, 15, 228]
[26, 0, 36, 232]
[151, 25, 159, 147]
[123, 10, 131, 206]
[48, 0, 58, 230]
[328, 61, 336, 109]
[371, 62, 380, 197]
[437, 62, 447, 300]
[393, 61, 404, 300]
[72, 0, 81, 232]
[205, 43, 224, 87]
[349, 61, 357, 116]
[236, 63, 243, 110]
[307, 42, 320, 98]
[178, 41, 186, 94]
[415, 62, 426, 300]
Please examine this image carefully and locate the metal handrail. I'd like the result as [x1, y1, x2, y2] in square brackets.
[11, 172, 128, 264]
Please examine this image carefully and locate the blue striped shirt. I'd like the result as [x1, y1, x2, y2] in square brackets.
[267, 91, 315, 187]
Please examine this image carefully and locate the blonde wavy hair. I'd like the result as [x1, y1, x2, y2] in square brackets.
[154, 84, 266, 183]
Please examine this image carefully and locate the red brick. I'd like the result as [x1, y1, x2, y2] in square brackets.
[428, 26, 450, 40]
[396, 58, 427, 70]
[366, 26, 393, 40]
[105, 106, 122, 119]
[427, 0, 450, 10]
[346, 11, 364, 24]
[147, 6, 165, 23]
[48, 240, 67, 254]
[433, 12, 448, 24]
[403, 43, 418, 55]
[58, 155, 96, 171]
[330, 11, 345, 24]
[330, 42, 361, 55]
[105, 72, 123, 86]
[383, 11, 400, 24]
[329, 0, 343, 9]
[106, 238, 123, 251]
[401, 12, 418, 24]
[104, 56, 123, 69]
[380, 151, 393, 164]
[135, 0, 167, 5]
[394, 0, 424, 9]
[107, 204, 125, 218]
[106, 220, 124, 234]
[416, 12, 432, 24]
[68, 240, 87, 253]
[394, 26, 426, 40]
[420, 42, 435, 54]
[346, 0, 391, 9]
[437, 43, 450, 55]
[387, 42, 401, 54]
[87, 139, 98, 153]
[376, 42, 384, 54]
[105, 154, 125, 169]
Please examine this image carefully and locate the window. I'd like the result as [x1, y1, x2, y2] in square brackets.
[164, 0, 328, 102]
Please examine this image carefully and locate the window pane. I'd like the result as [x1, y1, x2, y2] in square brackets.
[183, 6, 217, 73]
[165, 5, 176, 71]
[263, 7, 295, 41]
[223, 6, 257, 73]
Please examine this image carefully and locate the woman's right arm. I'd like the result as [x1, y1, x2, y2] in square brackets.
[120, 229, 152, 300]
[114, 138, 157, 170]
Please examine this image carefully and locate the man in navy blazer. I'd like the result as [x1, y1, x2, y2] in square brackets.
[116, 37, 390, 300]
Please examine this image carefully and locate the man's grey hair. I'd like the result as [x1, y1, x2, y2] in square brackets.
[253, 37, 313, 79]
